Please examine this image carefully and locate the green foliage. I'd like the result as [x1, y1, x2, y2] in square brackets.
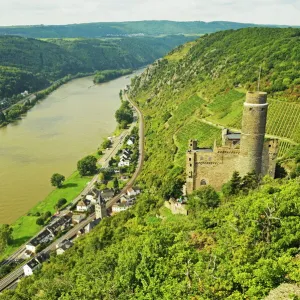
[50, 173, 65, 188]
[101, 139, 112, 149]
[35, 218, 44, 226]
[55, 198, 67, 210]
[0, 225, 12, 253]
[188, 186, 220, 215]
[77, 155, 97, 176]
[94, 69, 132, 84]
[115, 100, 134, 125]
[3, 179, 300, 299]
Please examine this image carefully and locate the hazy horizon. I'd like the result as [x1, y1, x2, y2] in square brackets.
[0, 0, 299, 27]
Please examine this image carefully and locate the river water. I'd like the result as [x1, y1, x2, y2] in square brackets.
[0, 72, 139, 224]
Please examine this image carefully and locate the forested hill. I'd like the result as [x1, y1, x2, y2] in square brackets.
[129, 27, 300, 182]
[0, 20, 291, 38]
[1, 27, 300, 299]
[0, 35, 194, 99]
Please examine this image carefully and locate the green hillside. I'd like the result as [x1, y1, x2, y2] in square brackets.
[0, 35, 194, 101]
[1, 27, 300, 299]
[0, 20, 289, 38]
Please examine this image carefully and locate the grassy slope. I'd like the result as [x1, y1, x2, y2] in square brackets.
[0, 172, 91, 260]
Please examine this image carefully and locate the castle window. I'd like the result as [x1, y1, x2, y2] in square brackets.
[189, 158, 192, 161]
[200, 156, 204, 160]
[208, 157, 212, 161]
[200, 179, 207, 185]
[190, 164, 192, 167]
[249, 108, 253, 111]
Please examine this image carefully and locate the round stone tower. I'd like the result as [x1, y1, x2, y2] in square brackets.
[239, 91, 268, 175]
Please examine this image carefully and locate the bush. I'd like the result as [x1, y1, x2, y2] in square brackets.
[36, 218, 44, 226]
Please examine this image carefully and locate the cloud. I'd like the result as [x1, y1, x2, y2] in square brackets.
[0, 0, 299, 26]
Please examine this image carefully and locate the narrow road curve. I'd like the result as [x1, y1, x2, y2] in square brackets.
[106, 92, 145, 208]
[0, 91, 145, 293]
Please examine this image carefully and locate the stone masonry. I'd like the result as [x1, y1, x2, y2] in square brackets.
[186, 91, 279, 193]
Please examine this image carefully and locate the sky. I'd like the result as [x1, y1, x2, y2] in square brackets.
[0, 0, 299, 26]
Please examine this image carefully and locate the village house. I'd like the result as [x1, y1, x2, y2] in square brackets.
[84, 219, 101, 233]
[47, 214, 72, 235]
[127, 136, 135, 146]
[112, 202, 129, 213]
[127, 187, 141, 197]
[26, 229, 54, 253]
[72, 213, 86, 224]
[23, 253, 49, 276]
[118, 159, 131, 167]
[56, 240, 73, 255]
[100, 188, 115, 202]
[76, 199, 91, 212]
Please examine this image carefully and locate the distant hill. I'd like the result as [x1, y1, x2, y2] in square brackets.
[0, 35, 194, 100]
[0, 20, 292, 38]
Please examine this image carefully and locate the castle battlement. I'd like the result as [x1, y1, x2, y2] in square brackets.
[186, 91, 279, 192]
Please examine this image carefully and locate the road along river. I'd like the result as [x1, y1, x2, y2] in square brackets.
[0, 71, 141, 224]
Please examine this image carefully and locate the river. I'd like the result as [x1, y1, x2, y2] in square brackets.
[0, 72, 140, 224]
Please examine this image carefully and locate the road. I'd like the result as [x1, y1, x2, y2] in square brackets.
[0, 91, 145, 293]
[106, 92, 145, 208]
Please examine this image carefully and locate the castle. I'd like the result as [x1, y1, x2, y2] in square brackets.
[186, 91, 279, 193]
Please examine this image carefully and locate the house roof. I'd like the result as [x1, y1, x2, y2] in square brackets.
[226, 133, 241, 140]
[48, 215, 72, 232]
[58, 240, 73, 251]
[101, 188, 115, 199]
[28, 229, 52, 247]
[26, 253, 49, 269]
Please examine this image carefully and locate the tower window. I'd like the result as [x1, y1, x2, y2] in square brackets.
[189, 158, 191, 161]
[190, 164, 192, 167]
[200, 179, 207, 185]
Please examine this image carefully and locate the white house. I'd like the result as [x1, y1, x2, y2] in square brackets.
[21, 90, 29, 97]
[23, 253, 49, 276]
[127, 137, 135, 146]
[56, 240, 73, 255]
[112, 203, 129, 213]
[118, 159, 130, 167]
[127, 187, 141, 197]
[76, 199, 91, 212]
[26, 229, 54, 253]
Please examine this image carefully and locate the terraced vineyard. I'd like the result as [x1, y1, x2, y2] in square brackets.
[174, 119, 221, 166]
[267, 100, 300, 143]
[278, 141, 293, 158]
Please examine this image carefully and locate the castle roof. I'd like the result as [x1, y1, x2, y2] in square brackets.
[195, 148, 213, 153]
[226, 133, 241, 140]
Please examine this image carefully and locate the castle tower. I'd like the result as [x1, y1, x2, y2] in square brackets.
[240, 91, 268, 176]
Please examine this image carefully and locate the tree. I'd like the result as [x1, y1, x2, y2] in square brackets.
[113, 177, 119, 190]
[241, 171, 259, 192]
[0, 225, 12, 253]
[188, 185, 220, 216]
[0, 111, 5, 123]
[222, 171, 242, 197]
[36, 218, 44, 226]
[101, 139, 112, 149]
[55, 198, 67, 210]
[77, 155, 97, 176]
[50, 173, 65, 188]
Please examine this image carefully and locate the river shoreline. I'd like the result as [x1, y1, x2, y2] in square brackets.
[0, 70, 144, 260]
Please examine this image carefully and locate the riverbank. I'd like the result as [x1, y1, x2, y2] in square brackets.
[0, 72, 95, 128]
[0, 71, 144, 260]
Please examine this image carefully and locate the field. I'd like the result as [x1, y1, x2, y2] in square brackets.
[267, 100, 300, 143]
[174, 119, 221, 166]
[0, 171, 91, 260]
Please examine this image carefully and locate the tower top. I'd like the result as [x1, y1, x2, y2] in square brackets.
[246, 91, 267, 105]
